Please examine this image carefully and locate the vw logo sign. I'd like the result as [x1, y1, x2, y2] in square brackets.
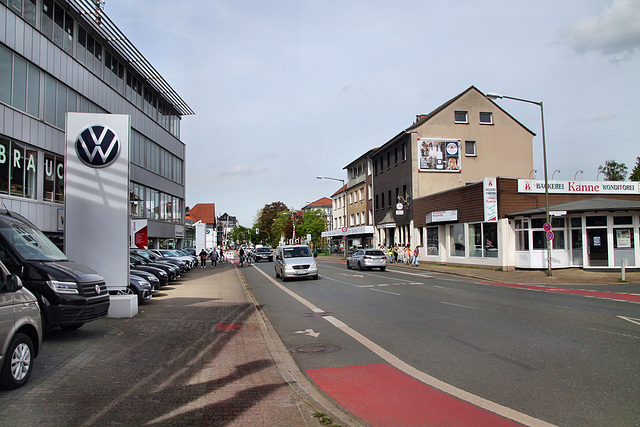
[95, 284, 101, 295]
[75, 125, 121, 168]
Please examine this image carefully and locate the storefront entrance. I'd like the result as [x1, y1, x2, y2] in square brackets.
[587, 228, 608, 267]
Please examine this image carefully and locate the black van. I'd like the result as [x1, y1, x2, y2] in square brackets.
[0, 210, 109, 330]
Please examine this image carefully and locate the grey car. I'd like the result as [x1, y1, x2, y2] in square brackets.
[347, 249, 387, 271]
[0, 260, 42, 389]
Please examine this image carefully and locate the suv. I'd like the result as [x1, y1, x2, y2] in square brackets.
[274, 245, 318, 281]
[253, 247, 273, 262]
[0, 260, 42, 389]
[0, 210, 109, 331]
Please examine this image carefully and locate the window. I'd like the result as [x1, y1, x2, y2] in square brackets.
[515, 219, 529, 251]
[465, 141, 477, 156]
[386, 152, 391, 169]
[394, 147, 398, 165]
[402, 143, 407, 161]
[427, 227, 439, 255]
[449, 224, 465, 257]
[479, 112, 493, 124]
[0, 139, 38, 200]
[469, 223, 498, 258]
[454, 111, 468, 124]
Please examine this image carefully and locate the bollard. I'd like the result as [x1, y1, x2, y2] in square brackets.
[621, 258, 626, 281]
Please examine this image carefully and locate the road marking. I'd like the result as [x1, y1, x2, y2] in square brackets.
[295, 329, 320, 338]
[253, 267, 553, 427]
[618, 316, 640, 326]
[441, 301, 480, 310]
[588, 327, 640, 339]
[370, 288, 401, 296]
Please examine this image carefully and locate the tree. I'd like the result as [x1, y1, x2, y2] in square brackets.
[597, 160, 627, 181]
[229, 225, 252, 245]
[296, 209, 327, 248]
[270, 211, 292, 245]
[256, 202, 290, 247]
[630, 157, 640, 181]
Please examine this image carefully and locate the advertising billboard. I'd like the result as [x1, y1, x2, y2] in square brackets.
[418, 138, 461, 172]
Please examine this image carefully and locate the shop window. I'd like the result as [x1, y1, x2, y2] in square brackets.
[470, 223, 498, 258]
[449, 224, 465, 257]
[0, 139, 9, 194]
[427, 227, 439, 255]
[586, 216, 607, 227]
[614, 225, 635, 266]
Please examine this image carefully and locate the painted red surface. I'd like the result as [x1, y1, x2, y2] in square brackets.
[481, 281, 640, 303]
[307, 363, 519, 426]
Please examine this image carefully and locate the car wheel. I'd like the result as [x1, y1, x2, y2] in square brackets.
[346, 261, 351, 269]
[282, 274, 288, 282]
[380, 267, 386, 272]
[275, 267, 280, 278]
[313, 274, 318, 280]
[1, 333, 34, 390]
[358, 262, 364, 271]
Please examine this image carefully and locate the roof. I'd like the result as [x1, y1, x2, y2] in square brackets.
[68, 0, 194, 116]
[185, 203, 216, 223]
[331, 184, 348, 198]
[372, 86, 535, 155]
[507, 197, 640, 217]
[305, 197, 332, 209]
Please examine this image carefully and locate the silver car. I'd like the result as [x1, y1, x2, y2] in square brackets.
[0, 260, 42, 389]
[347, 249, 387, 271]
[274, 245, 318, 281]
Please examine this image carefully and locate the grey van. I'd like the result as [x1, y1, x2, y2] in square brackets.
[0, 259, 42, 389]
[274, 245, 318, 281]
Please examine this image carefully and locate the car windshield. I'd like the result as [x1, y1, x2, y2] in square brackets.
[0, 222, 68, 261]
[283, 247, 312, 258]
[365, 250, 385, 256]
[257, 248, 270, 253]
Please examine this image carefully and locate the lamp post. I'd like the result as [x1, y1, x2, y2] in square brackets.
[486, 92, 552, 277]
[317, 175, 347, 257]
[574, 170, 583, 181]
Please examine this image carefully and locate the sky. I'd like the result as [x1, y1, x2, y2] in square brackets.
[104, 0, 640, 227]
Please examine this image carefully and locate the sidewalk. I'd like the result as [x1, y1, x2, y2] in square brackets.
[318, 254, 640, 291]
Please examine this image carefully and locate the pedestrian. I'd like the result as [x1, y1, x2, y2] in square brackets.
[210, 248, 218, 268]
[412, 246, 420, 266]
[387, 246, 394, 263]
[199, 249, 207, 268]
[404, 245, 411, 265]
[239, 246, 245, 267]
[393, 245, 399, 263]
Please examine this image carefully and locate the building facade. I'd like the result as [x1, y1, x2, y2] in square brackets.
[370, 86, 534, 249]
[0, 0, 192, 248]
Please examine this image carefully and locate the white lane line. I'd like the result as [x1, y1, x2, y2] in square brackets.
[253, 267, 553, 427]
[370, 288, 401, 296]
[441, 301, 480, 310]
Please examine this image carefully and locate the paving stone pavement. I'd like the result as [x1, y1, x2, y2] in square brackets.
[0, 261, 360, 426]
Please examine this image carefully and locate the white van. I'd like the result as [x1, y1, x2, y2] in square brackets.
[274, 245, 318, 281]
[0, 259, 42, 389]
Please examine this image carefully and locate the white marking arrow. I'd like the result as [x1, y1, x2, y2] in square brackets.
[618, 316, 640, 326]
[295, 329, 320, 338]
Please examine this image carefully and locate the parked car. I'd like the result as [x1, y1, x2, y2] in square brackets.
[253, 247, 273, 262]
[152, 249, 196, 269]
[130, 254, 179, 281]
[0, 259, 42, 389]
[347, 249, 387, 271]
[0, 210, 109, 331]
[274, 245, 318, 281]
[128, 275, 152, 302]
[131, 249, 187, 274]
[129, 260, 168, 288]
[129, 268, 161, 292]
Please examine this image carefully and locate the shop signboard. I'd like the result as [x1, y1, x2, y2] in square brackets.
[426, 210, 458, 224]
[518, 179, 640, 194]
[417, 138, 461, 172]
[483, 177, 498, 222]
[131, 219, 148, 249]
[65, 113, 130, 291]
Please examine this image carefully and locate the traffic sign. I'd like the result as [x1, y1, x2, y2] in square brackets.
[341, 226, 348, 233]
[547, 231, 555, 240]
[543, 223, 551, 232]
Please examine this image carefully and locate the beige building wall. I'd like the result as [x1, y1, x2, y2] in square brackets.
[348, 182, 367, 226]
[411, 88, 534, 198]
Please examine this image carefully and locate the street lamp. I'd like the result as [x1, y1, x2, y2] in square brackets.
[574, 170, 583, 181]
[317, 175, 348, 257]
[552, 169, 561, 180]
[486, 92, 552, 277]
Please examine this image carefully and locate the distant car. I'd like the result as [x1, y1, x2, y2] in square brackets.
[347, 249, 387, 271]
[253, 247, 273, 262]
[274, 245, 318, 281]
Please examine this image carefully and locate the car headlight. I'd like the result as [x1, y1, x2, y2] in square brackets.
[47, 280, 79, 294]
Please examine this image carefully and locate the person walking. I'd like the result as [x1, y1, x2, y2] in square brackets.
[199, 249, 207, 268]
[404, 245, 411, 265]
[412, 246, 420, 266]
[393, 245, 399, 263]
[210, 248, 218, 268]
[387, 246, 394, 263]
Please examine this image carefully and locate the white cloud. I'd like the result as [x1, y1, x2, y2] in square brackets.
[561, 0, 640, 60]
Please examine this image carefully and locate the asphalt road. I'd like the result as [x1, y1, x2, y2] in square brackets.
[244, 259, 640, 426]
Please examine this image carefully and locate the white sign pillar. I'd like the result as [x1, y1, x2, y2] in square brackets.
[65, 113, 130, 292]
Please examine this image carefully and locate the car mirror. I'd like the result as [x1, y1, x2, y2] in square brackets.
[6, 274, 23, 292]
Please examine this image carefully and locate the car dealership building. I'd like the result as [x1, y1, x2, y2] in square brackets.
[0, 0, 192, 248]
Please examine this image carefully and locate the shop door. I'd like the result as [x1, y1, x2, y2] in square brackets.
[587, 228, 608, 266]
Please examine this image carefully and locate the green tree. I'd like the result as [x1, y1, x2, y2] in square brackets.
[256, 202, 290, 247]
[296, 209, 327, 248]
[271, 211, 293, 245]
[229, 225, 252, 245]
[597, 160, 627, 181]
[630, 157, 640, 181]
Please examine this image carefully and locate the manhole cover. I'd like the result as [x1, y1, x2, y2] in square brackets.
[301, 312, 334, 317]
[289, 344, 342, 355]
